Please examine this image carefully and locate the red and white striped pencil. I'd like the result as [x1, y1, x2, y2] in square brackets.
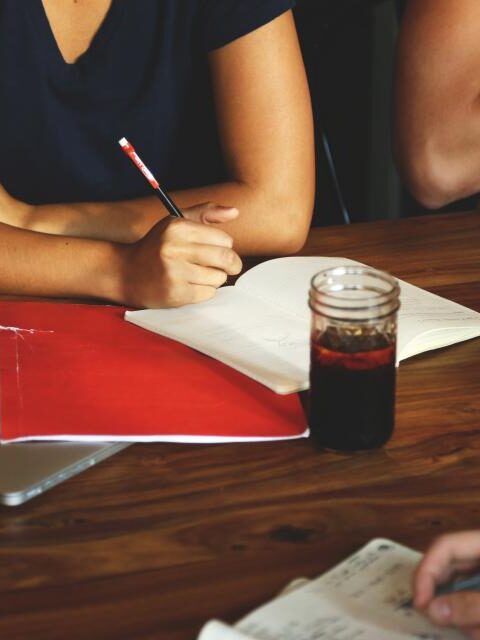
[118, 137, 183, 218]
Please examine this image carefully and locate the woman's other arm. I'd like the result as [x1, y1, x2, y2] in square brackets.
[395, 0, 480, 209]
[188, 9, 315, 254]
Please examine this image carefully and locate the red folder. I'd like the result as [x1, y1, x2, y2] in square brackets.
[0, 301, 307, 443]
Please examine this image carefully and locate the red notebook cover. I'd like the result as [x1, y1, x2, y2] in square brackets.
[0, 301, 307, 443]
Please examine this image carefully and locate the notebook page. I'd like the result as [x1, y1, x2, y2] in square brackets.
[397, 281, 480, 360]
[126, 287, 309, 394]
[235, 256, 361, 323]
[303, 538, 465, 638]
[198, 540, 465, 640]
[238, 257, 480, 363]
[126, 258, 356, 394]
[126, 257, 480, 393]
[198, 621, 255, 640]
[199, 597, 419, 640]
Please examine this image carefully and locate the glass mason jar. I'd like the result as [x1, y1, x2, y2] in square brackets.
[308, 266, 401, 452]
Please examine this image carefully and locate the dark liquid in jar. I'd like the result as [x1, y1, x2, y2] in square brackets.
[309, 330, 396, 451]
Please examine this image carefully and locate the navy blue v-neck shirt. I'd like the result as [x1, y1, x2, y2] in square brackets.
[0, 0, 294, 205]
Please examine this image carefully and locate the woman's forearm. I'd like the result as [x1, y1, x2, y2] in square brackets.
[15, 179, 311, 255]
[0, 221, 125, 302]
[174, 181, 312, 255]
[16, 194, 166, 244]
[0, 208, 242, 308]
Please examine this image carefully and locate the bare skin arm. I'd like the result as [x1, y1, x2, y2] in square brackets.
[2, 11, 315, 255]
[0, 220, 125, 301]
[0, 207, 242, 308]
[395, 0, 480, 208]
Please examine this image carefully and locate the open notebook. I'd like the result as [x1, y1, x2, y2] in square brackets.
[198, 538, 466, 640]
[126, 257, 480, 394]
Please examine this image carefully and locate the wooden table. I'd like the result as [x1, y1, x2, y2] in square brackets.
[1, 211, 479, 640]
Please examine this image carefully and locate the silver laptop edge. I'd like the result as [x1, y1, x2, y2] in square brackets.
[0, 442, 129, 506]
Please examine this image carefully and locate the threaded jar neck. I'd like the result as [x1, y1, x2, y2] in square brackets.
[309, 266, 400, 322]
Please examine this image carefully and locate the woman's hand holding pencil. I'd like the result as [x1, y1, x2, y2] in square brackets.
[120, 203, 242, 308]
[118, 137, 242, 308]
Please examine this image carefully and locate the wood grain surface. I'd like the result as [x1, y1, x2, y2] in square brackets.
[0, 211, 479, 640]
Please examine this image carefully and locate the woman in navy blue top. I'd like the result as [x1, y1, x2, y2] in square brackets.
[0, 1, 314, 308]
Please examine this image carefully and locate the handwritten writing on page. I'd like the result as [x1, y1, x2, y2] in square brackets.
[237, 257, 480, 362]
[126, 287, 309, 394]
[397, 281, 480, 360]
[198, 540, 466, 640]
[235, 257, 360, 324]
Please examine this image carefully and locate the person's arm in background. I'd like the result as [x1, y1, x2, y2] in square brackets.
[394, 0, 480, 209]
[1, 11, 315, 255]
[413, 531, 480, 636]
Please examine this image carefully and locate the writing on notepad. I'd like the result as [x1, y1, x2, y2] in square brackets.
[198, 539, 466, 640]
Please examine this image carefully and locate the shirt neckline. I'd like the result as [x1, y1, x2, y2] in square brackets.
[30, 1, 125, 72]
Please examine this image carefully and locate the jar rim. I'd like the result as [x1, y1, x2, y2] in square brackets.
[308, 297, 401, 321]
[310, 266, 399, 301]
[309, 265, 400, 321]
